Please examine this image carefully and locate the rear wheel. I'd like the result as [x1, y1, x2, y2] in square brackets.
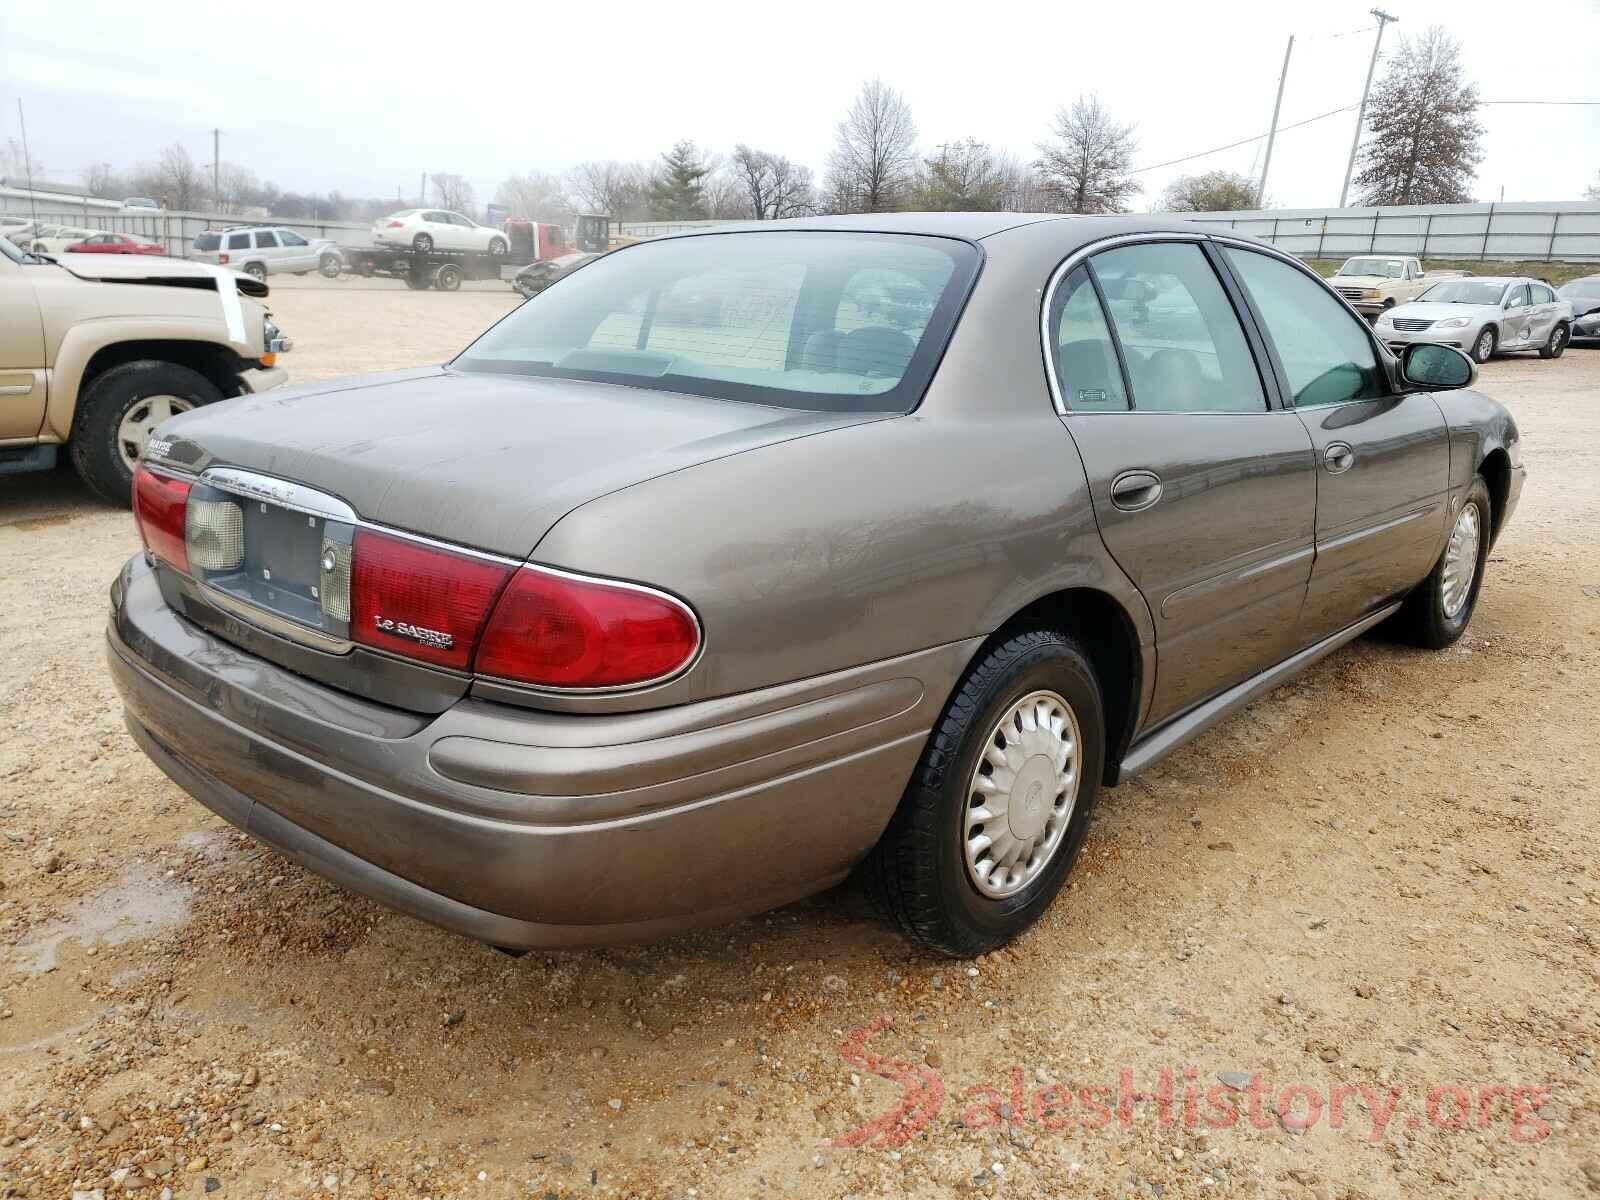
[1538, 322, 1568, 359]
[403, 273, 430, 290]
[70, 361, 222, 505]
[433, 263, 462, 291]
[864, 629, 1104, 957]
[1391, 475, 1491, 649]
[412, 233, 433, 253]
[487, 236, 507, 257]
[1471, 326, 1497, 364]
[318, 253, 341, 278]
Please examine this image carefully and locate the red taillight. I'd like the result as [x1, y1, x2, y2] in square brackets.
[217, 253, 229, 264]
[350, 529, 512, 670]
[476, 567, 700, 689]
[387, 220, 405, 228]
[132, 466, 191, 573]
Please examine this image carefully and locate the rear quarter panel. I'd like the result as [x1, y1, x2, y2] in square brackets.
[529, 410, 1153, 712]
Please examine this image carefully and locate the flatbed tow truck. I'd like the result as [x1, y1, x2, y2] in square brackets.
[338, 219, 576, 292]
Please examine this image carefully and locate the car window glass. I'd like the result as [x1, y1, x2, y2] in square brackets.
[278, 229, 308, 246]
[1506, 284, 1530, 307]
[425, 212, 447, 223]
[254, 231, 279, 248]
[456, 232, 975, 413]
[1223, 247, 1386, 408]
[226, 233, 250, 250]
[1047, 264, 1128, 412]
[1090, 242, 1264, 413]
[1531, 284, 1554, 304]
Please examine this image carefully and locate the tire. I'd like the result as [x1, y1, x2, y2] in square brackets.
[1471, 326, 1497, 364]
[318, 253, 341, 279]
[1538, 322, 1568, 360]
[241, 262, 267, 283]
[403, 273, 430, 290]
[487, 237, 507, 257]
[69, 361, 223, 506]
[412, 233, 433, 253]
[864, 628, 1105, 957]
[1391, 475, 1492, 649]
[433, 263, 462, 291]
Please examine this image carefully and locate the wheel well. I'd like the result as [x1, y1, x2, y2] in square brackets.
[993, 588, 1142, 786]
[76, 340, 246, 430]
[1479, 448, 1512, 541]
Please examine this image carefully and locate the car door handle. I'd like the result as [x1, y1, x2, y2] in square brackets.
[1110, 470, 1163, 512]
[1323, 442, 1355, 475]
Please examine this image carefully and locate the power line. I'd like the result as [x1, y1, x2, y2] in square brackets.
[1130, 104, 1357, 175]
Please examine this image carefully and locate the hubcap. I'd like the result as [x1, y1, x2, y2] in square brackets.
[963, 690, 1082, 899]
[1441, 502, 1481, 619]
[116, 394, 193, 472]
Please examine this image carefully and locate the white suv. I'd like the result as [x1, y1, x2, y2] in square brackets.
[191, 226, 343, 281]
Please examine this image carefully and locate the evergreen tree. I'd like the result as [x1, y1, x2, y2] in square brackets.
[647, 141, 712, 220]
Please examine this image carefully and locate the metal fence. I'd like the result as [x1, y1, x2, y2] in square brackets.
[0, 193, 373, 257]
[1178, 200, 1600, 263]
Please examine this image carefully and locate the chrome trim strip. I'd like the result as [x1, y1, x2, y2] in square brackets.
[202, 467, 359, 523]
[199, 582, 354, 654]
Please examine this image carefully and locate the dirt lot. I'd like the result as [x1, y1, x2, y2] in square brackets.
[2, 276, 1597, 1199]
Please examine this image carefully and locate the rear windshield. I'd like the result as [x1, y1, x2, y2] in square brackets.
[194, 233, 221, 251]
[453, 232, 980, 413]
[1418, 280, 1509, 305]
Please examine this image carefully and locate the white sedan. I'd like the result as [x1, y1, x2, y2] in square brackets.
[29, 225, 100, 254]
[371, 209, 508, 256]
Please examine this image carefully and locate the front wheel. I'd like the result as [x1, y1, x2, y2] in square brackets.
[412, 233, 433, 253]
[242, 262, 267, 283]
[1471, 326, 1497, 364]
[70, 361, 223, 505]
[1538, 322, 1568, 360]
[318, 253, 342, 278]
[1391, 476, 1492, 649]
[864, 629, 1105, 957]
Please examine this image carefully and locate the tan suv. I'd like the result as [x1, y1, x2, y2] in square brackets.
[0, 233, 290, 504]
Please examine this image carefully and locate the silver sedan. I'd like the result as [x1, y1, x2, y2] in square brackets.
[1375, 276, 1574, 363]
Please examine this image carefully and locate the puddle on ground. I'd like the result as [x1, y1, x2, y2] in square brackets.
[7, 867, 191, 976]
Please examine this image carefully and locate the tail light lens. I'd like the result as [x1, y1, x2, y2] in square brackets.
[387, 220, 405, 228]
[476, 567, 700, 689]
[217, 253, 229, 264]
[350, 529, 512, 670]
[132, 466, 191, 574]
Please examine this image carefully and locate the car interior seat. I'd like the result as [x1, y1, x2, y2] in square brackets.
[839, 327, 915, 378]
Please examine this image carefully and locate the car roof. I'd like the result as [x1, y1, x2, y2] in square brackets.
[660, 211, 1222, 246]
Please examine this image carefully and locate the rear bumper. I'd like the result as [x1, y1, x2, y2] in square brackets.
[108, 555, 966, 948]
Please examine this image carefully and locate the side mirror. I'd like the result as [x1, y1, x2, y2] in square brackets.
[1399, 343, 1476, 392]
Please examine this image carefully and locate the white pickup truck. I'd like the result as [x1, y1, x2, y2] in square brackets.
[1328, 256, 1469, 317]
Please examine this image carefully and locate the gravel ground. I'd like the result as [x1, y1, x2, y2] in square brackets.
[2, 277, 1597, 1199]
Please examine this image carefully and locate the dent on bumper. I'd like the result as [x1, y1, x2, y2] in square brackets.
[108, 555, 974, 947]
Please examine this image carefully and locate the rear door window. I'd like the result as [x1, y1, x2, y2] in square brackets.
[1089, 242, 1266, 413]
[226, 233, 250, 250]
[1047, 264, 1128, 412]
[1223, 247, 1387, 408]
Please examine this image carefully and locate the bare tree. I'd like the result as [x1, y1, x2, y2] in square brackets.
[566, 160, 650, 219]
[1036, 95, 1141, 214]
[137, 143, 204, 211]
[1354, 27, 1483, 205]
[994, 153, 1052, 212]
[214, 163, 261, 214]
[0, 139, 42, 183]
[1588, 171, 1600, 201]
[1159, 169, 1260, 213]
[428, 173, 476, 215]
[824, 79, 918, 213]
[495, 171, 573, 222]
[729, 145, 816, 219]
[83, 162, 127, 200]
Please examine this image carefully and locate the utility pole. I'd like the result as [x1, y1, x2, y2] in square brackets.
[1257, 34, 1294, 209]
[210, 128, 222, 209]
[1339, 9, 1397, 208]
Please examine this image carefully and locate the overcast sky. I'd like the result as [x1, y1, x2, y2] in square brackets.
[2, 0, 1596, 213]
